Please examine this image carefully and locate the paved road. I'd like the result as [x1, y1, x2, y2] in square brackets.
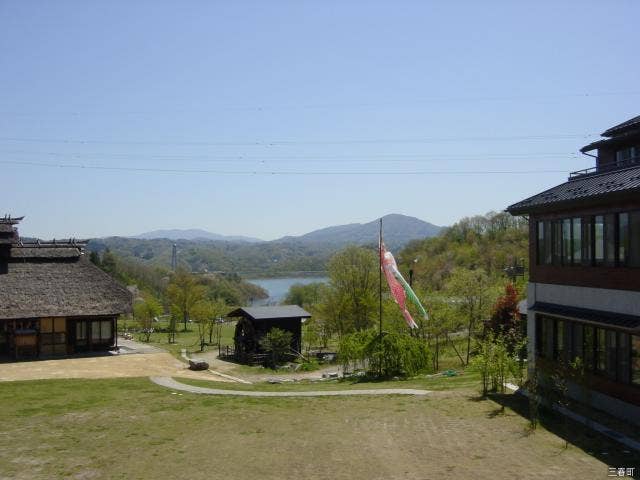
[150, 376, 431, 397]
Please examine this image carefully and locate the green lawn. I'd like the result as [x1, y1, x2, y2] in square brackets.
[0, 376, 633, 480]
[178, 369, 482, 392]
[120, 318, 236, 359]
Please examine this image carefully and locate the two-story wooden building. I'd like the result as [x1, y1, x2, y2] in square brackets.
[0, 216, 132, 359]
[507, 115, 640, 425]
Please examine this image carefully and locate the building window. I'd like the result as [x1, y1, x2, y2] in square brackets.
[630, 211, 640, 267]
[543, 316, 554, 359]
[76, 321, 87, 346]
[537, 221, 545, 265]
[604, 214, 616, 266]
[571, 323, 583, 362]
[572, 218, 582, 263]
[594, 216, 604, 265]
[583, 325, 595, 371]
[618, 332, 630, 383]
[562, 219, 571, 265]
[553, 221, 562, 265]
[616, 146, 639, 167]
[595, 328, 607, 373]
[91, 320, 113, 343]
[581, 217, 592, 266]
[618, 213, 629, 265]
[40, 317, 67, 356]
[555, 319, 565, 361]
[605, 330, 617, 380]
[633, 335, 640, 386]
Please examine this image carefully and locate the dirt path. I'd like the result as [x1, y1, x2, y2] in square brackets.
[150, 376, 431, 397]
[190, 350, 344, 382]
[0, 352, 231, 382]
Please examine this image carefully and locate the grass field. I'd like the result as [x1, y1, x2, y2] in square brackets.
[120, 319, 237, 359]
[0, 376, 635, 480]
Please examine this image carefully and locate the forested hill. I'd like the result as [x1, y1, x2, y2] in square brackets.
[276, 214, 442, 250]
[398, 212, 528, 291]
[87, 214, 442, 275]
[87, 236, 331, 276]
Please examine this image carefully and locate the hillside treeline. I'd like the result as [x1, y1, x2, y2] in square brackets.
[91, 250, 266, 306]
[398, 211, 528, 291]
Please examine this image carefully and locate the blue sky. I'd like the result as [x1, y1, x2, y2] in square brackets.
[1, 1, 639, 240]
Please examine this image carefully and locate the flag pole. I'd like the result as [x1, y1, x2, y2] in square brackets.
[379, 217, 383, 340]
[379, 217, 383, 377]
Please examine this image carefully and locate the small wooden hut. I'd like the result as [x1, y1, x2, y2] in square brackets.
[227, 305, 311, 363]
[0, 216, 132, 359]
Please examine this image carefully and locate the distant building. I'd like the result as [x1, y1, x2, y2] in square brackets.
[0, 216, 132, 359]
[507, 115, 640, 424]
[227, 305, 311, 363]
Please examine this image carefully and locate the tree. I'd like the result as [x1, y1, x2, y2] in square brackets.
[338, 329, 431, 378]
[166, 269, 207, 331]
[205, 297, 228, 345]
[101, 249, 117, 275]
[191, 300, 216, 351]
[445, 267, 496, 365]
[322, 246, 378, 335]
[283, 282, 326, 307]
[133, 297, 162, 342]
[259, 328, 293, 367]
[89, 250, 101, 267]
[422, 299, 457, 371]
[485, 283, 523, 353]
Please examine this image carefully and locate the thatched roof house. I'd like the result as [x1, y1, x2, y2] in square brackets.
[0, 216, 131, 359]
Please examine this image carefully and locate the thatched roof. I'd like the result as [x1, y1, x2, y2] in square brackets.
[0, 246, 132, 320]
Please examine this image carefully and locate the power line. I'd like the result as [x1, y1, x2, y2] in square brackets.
[0, 159, 568, 175]
[0, 148, 580, 163]
[0, 133, 596, 147]
[1, 90, 638, 115]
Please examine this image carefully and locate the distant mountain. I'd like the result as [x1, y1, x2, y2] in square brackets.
[277, 214, 442, 251]
[90, 214, 442, 275]
[133, 229, 263, 243]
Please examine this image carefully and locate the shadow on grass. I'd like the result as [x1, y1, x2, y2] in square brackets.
[485, 392, 639, 469]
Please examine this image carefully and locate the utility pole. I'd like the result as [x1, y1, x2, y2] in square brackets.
[171, 244, 177, 271]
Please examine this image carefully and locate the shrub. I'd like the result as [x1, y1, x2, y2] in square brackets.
[470, 333, 521, 395]
[338, 329, 432, 378]
[259, 328, 293, 368]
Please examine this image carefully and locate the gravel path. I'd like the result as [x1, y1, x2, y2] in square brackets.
[150, 376, 431, 397]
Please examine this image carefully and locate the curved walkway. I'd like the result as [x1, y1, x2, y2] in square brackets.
[150, 376, 431, 397]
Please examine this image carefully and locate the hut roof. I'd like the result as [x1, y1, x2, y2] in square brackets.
[0, 246, 132, 320]
[227, 305, 311, 320]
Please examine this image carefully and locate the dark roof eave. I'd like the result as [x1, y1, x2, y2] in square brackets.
[531, 302, 640, 333]
[580, 130, 640, 152]
[507, 187, 640, 216]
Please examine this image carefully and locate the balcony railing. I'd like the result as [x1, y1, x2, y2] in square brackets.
[569, 157, 640, 179]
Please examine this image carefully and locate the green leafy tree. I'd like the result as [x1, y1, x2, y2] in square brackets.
[445, 267, 496, 365]
[338, 329, 431, 378]
[205, 297, 228, 345]
[101, 249, 117, 275]
[191, 300, 216, 351]
[283, 282, 326, 307]
[133, 297, 162, 342]
[89, 250, 102, 267]
[166, 269, 207, 331]
[321, 246, 378, 335]
[259, 328, 293, 367]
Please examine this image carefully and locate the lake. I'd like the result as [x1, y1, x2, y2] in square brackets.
[246, 276, 329, 306]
